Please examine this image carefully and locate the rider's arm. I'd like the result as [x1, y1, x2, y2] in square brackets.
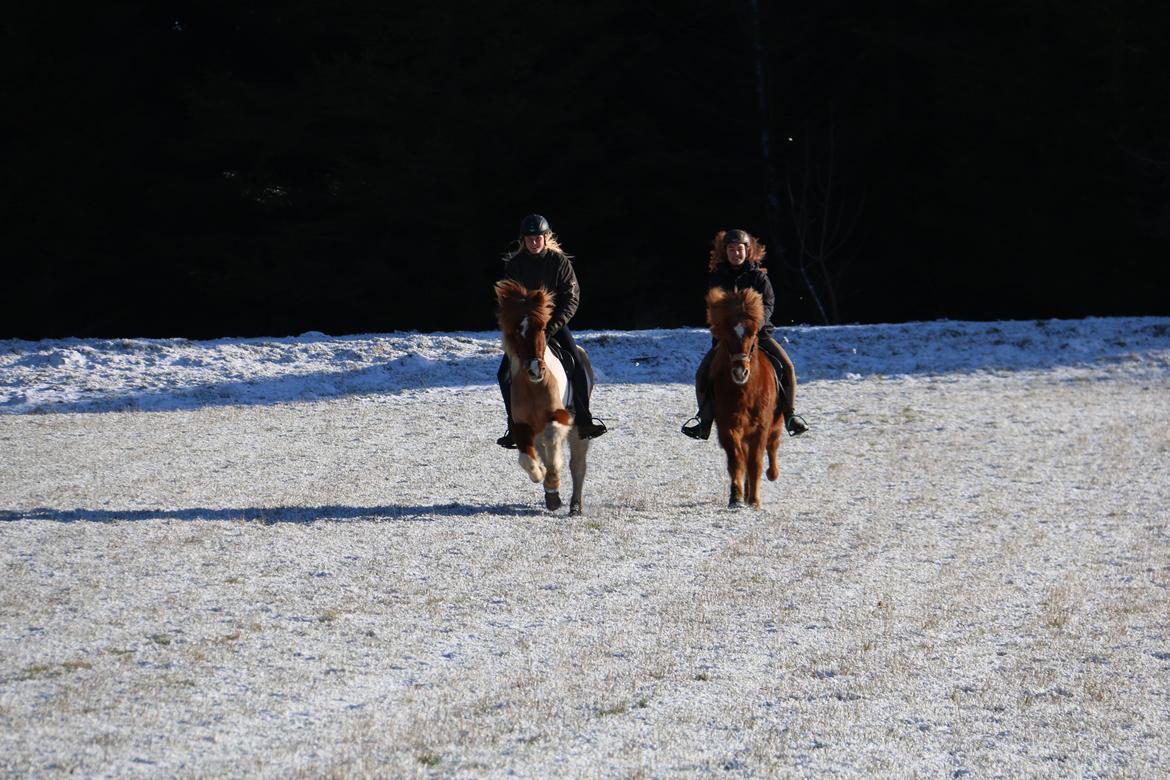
[758, 271, 776, 327]
[546, 256, 579, 337]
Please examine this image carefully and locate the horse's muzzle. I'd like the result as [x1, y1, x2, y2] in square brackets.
[527, 358, 545, 383]
[731, 354, 750, 385]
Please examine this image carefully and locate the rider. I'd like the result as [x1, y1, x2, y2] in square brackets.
[496, 214, 607, 448]
[682, 228, 809, 440]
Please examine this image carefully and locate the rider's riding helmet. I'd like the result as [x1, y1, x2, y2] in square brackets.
[724, 229, 751, 245]
[520, 214, 551, 235]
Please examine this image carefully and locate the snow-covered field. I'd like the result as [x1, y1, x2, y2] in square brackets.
[2, 317, 1169, 777]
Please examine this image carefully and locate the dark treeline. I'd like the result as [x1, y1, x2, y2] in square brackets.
[5, 1, 1169, 338]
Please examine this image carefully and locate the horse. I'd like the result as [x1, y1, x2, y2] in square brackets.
[705, 287, 784, 508]
[494, 279, 592, 515]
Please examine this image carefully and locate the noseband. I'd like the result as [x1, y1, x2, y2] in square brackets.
[730, 339, 757, 366]
[527, 355, 546, 382]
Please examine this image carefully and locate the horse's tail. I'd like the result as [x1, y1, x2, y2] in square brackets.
[551, 409, 572, 426]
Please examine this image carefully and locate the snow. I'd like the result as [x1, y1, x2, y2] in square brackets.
[1, 316, 1169, 777]
[2, 317, 1167, 414]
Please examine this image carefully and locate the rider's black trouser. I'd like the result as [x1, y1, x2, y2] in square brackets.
[498, 326, 593, 426]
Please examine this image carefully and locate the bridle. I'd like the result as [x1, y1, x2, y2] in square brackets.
[514, 316, 548, 384]
[729, 338, 757, 367]
[724, 329, 758, 386]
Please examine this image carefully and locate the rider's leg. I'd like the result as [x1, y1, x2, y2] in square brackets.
[496, 355, 517, 448]
[682, 346, 716, 439]
[760, 333, 808, 436]
[552, 327, 606, 439]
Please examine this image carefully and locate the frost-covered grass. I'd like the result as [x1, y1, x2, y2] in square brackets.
[1, 318, 1169, 777]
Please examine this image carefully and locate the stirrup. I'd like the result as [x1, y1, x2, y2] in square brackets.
[785, 413, 808, 437]
[577, 416, 607, 440]
[496, 430, 517, 449]
[681, 415, 710, 440]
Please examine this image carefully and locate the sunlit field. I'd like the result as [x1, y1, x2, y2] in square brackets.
[2, 320, 1168, 776]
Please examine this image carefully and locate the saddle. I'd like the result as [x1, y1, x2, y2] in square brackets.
[547, 339, 575, 377]
[547, 341, 593, 409]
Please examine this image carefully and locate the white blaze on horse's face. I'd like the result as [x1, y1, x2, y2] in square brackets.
[519, 316, 529, 338]
[527, 357, 544, 383]
[730, 320, 753, 386]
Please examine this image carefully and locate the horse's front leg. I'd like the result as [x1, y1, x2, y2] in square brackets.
[514, 424, 545, 484]
[721, 429, 746, 507]
[539, 425, 566, 511]
[745, 432, 765, 508]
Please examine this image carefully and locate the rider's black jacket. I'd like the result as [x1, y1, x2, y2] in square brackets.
[502, 248, 579, 338]
[708, 261, 776, 334]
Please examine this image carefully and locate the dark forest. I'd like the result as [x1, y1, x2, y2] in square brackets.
[5, 1, 1169, 339]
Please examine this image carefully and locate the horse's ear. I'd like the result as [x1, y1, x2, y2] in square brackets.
[705, 287, 727, 307]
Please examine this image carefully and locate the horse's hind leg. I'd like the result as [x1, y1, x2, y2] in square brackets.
[568, 432, 590, 515]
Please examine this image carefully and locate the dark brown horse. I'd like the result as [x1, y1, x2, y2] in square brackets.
[705, 287, 783, 508]
[495, 279, 591, 514]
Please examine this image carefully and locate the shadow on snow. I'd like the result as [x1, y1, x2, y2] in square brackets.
[0, 502, 543, 524]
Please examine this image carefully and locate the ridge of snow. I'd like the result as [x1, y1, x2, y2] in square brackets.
[1, 317, 1167, 414]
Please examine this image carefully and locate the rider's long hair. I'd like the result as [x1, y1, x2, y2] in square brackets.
[502, 232, 573, 263]
[708, 229, 767, 273]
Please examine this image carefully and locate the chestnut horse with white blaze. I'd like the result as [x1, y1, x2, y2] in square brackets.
[706, 287, 784, 508]
[495, 280, 592, 515]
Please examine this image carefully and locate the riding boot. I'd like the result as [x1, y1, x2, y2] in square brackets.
[496, 418, 517, 449]
[682, 385, 714, 439]
[785, 413, 809, 437]
[570, 362, 606, 439]
[497, 357, 517, 448]
[682, 347, 715, 439]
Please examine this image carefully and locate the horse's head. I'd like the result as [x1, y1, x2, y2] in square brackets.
[495, 279, 554, 384]
[706, 287, 765, 386]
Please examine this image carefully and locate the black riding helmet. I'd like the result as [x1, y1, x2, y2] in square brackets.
[725, 229, 751, 245]
[520, 214, 551, 235]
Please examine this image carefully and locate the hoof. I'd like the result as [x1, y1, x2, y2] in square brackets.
[728, 499, 744, 509]
[569, 501, 582, 516]
[545, 492, 563, 511]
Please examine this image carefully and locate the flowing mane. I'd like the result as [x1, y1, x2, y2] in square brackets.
[706, 287, 765, 342]
[495, 280, 553, 353]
